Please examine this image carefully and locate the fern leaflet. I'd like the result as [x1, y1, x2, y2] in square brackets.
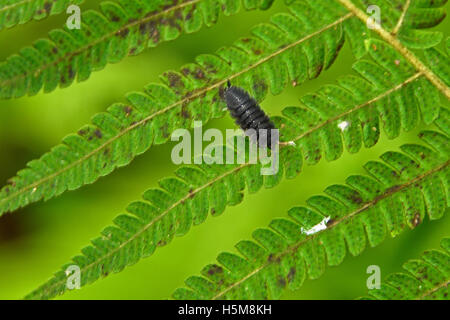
[0, 2, 353, 215]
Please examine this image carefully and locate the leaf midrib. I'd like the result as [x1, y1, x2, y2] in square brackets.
[211, 159, 450, 300]
[1, 12, 354, 209]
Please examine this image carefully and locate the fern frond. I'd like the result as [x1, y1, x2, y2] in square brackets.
[1, 1, 446, 216]
[172, 131, 449, 300]
[0, 2, 355, 215]
[0, 0, 278, 99]
[0, 0, 83, 30]
[1, 0, 446, 99]
[1, 23, 446, 219]
[362, 237, 450, 300]
[24, 72, 448, 299]
[275, 38, 444, 164]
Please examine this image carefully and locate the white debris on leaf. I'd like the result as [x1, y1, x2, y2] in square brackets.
[301, 216, 331, 235]
[338, 121, 350, 131]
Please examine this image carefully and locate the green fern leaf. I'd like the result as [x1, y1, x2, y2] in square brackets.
[0, 0, 83, 30]
[172, 130, 449, 300]
[0, 2, 356, 215]
[361, 237, 450, 300]
[0, 0, 279, 99]
[1, 26, 446, 220]
[2, 0, 448, 216]
[275, 38, 443, 164]
[24, 75, 448, 299]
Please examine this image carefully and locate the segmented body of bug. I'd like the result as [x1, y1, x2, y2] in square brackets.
[223, 82, 276, 148]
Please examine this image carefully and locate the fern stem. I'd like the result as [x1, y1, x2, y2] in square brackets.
[212, 160, 450, 299]
[337, 0, 450, 99]
[392, 0, 411, 36]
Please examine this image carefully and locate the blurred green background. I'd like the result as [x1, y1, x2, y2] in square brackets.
[0, 1, 449, 300]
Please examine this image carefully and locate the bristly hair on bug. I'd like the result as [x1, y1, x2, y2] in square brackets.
[223, 81, 277, 148]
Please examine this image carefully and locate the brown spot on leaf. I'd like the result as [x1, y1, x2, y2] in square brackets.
[218, 85, 226, 100]
[181, 68, 190, 76]
[194, 68, 205, 80]
[277, 277, 286, 288]
[116, 28, 129, 38]
[166, 72, 184, 89]
[207, 265, 223, 276]
[185, 4, 196, 20]
[181, 105, 190, 119]
[287, 267, 296, 283]
[157, 240, 167, 246]
[44, 2, 52, 13]
[350, 193, 364, 205]
[68, 65, 75, 79]
[94, 129, 102, 139]
[161, 122, 169, 138]
[124, 106, 132, 117]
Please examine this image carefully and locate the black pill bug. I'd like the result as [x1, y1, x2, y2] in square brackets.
[223, 81, 276, 148]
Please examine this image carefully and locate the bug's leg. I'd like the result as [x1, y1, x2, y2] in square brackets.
[227, 79, 231, 88]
